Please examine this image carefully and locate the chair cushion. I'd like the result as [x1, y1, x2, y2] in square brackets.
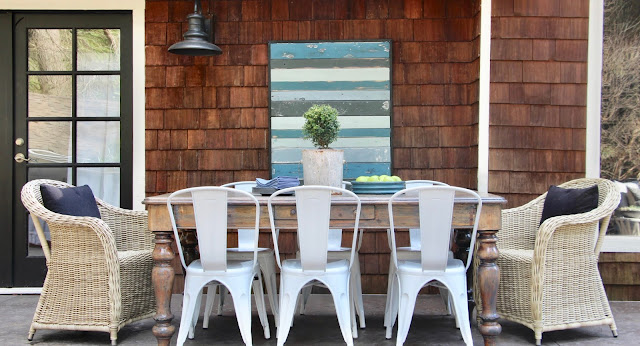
[40, 184, 101, 218]
[539, 184, 599, 225]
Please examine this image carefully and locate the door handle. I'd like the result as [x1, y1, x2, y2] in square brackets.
[14, 153, 31, 163]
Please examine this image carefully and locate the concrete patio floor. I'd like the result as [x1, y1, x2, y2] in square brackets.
[2, 293, 639, 345]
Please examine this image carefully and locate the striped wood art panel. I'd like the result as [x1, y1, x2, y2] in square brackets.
[269, 41, 392, 179]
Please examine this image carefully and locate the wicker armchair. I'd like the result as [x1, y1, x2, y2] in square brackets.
[21, 179, 155, 345]
[474, 178, 620, 345]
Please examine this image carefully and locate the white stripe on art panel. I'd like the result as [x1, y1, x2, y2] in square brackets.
[270, 68, 390, 82]
[271, 116, 390, 129]
[271, 137, 390, 149]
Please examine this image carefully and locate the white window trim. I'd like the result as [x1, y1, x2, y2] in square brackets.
[586, 0, 640, 252]
[477, 0, 492, 194]
[2, 0, 146, 210]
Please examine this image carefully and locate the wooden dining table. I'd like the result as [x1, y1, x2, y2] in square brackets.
[144, 191, 506, 346]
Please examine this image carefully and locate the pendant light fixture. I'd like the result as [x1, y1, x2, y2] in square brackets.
[168, 0, 222, 56]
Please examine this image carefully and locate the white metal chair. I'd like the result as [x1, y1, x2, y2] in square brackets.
[297, 181, 366, 330]
[268, 186, 361, 346]
[383, 180, 451, 328]
[167, 187, 270, 346]
[385, 186, 482, 346]
[201, 181, 280, 329]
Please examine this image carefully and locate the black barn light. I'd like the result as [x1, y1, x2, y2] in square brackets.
[168, 0, 222, 56]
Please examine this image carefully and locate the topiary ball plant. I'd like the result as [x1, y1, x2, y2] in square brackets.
[302, 104, 341, 149]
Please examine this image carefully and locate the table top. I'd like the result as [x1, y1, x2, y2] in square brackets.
[144, 191, 507, 206]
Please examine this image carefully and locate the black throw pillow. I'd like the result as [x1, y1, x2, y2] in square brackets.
[40, 184, 101, 218]
[539, 185, 599, 225]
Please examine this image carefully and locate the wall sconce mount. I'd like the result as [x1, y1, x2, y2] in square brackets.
[168, 0, 222, 56]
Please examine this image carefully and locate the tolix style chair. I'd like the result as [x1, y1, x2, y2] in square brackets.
[386, 185, 482, 346]
[200, 181, 279, 329]
[268, 185, 361, 346]
[297, 181, 366, 331]
[167, 187, 270, 346]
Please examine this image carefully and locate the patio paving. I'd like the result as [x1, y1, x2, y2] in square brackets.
[2, 293, 639, 345]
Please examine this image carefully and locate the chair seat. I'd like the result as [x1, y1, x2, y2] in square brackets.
[185, 259, 257, 274]
[228, 247, 273, 253]
[397, 257, 465, 274]
[282, 259, 349, 273]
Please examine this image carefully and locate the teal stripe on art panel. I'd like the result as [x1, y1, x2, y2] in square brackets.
[271, 147, 391, 164]
[271, 80, 390, 91]
[271, 100, 390, 117]
[270, 41, 391, 60]
[271, 137, 390, 149]
[270, 58, 390, 69]
[272, 162, 391, 179]
[271, 128, 390, 139]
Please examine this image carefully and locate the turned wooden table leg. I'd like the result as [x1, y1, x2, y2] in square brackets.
[476, 229, 501, 346]
[152, 231, 176, 346]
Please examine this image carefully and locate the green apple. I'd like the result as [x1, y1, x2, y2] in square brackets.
[391, 175, 402, 182]
[368, 175, 380, 182]
[355, 176, 369, 182]
[381, 176, 394, 182]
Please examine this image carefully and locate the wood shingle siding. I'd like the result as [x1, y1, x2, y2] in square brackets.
[489, 0, 588, 208]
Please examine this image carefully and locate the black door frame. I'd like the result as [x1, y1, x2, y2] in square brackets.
[1, 11, 133, 287]
[0, 12, 15, 287]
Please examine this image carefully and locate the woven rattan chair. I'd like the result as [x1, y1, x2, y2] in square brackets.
[474, 178, 620, 345]
[21, 179, 155, 345]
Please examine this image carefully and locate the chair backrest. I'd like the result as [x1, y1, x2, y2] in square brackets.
[268, 185, 361, 271]
[328, 181, 354, 250]
[167, 186, 261, 271]
[404, 180, 449, 250]
[388, 186, 482, 272]
[221, 181, 258, 249]
[553, 178, 620, 256]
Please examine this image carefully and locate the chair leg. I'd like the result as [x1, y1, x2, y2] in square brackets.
[188, 290, 203, 339]
[386, 274, 399, 339]
[446, 277, 472, 346]
[177, 283, 201, 346]
[110, 328, 117, 345]
[203, 284, 217, 329]
[258, 254, 279, 328]
[351, 257, 366, 328]
[217, 285, 227, 315]
[384, 257, 397, 328]
[324, 274, 354, 346]
[277, 276, 307, 346]
[253, 273, 271, 339]
[610, 320, 618, 337]
[227, 278, 255, 346]
[299, 285, 313, 315]
[27, 326, 36, 341]
[395, 278, 421, 346]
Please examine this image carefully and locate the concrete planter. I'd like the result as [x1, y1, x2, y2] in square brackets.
[302, 149, 344, 188]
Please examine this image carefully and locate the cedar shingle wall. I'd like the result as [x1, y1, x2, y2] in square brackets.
[145, 0, 479, 293]
[489, 0, 589, 208]
[145, 0, 480, 196]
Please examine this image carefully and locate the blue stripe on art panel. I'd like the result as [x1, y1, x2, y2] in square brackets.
[270, 41, 391, 60]
[271, 100, 390, 117]
[271, 128, 391, 139]
[272, 162, 391, 180]
[271, 80, 390, 91]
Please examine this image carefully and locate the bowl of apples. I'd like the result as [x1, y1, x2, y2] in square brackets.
[350, 175, 405, 194]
